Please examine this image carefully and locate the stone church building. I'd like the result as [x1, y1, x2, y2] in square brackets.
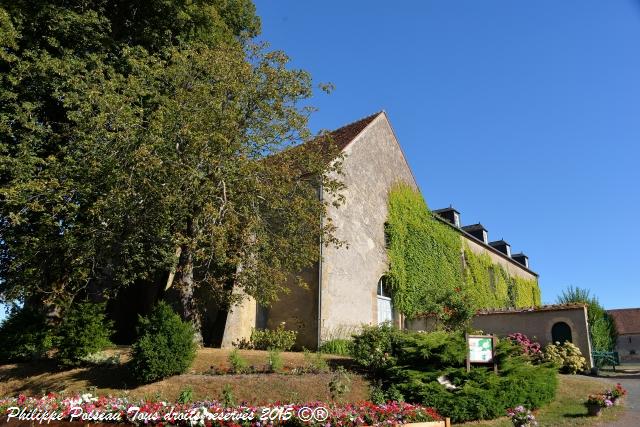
[220, 111, 539, 349]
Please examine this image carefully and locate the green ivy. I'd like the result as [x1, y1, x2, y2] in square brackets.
[463, 247, 541, 309]
[386, 184, 541, 322]
[386, 183, 468, 323]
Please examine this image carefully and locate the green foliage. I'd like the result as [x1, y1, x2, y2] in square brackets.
[351, 326, 558, 424]
[350, 323, 401, 374]
[130, 302, 197, 383]
[511, 276, 542, 307]
[394, 330, 467, 369]
[228, 348, 249, 374]
[221, 384, 236, 407]
[249, 324, 298, 351]
[0, 0, 344, 336]
[463, 246, 541, 309]
[0, 306, 54, 362]
[369, 382, 387, 405]
[177, 386, 193, 404]
[55, 302, 113, 366]
[266, 349, 283, 373]
[386, 185, 542, 328]
[386, 184, 471, 327]
[556, 286, 617, 351]
[542, 341, 587, 374]
[329, 366, 352, 401]
[319, 338, 353, 356]
[302, 349, 329, 373]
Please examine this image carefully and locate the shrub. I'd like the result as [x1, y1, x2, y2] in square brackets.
[266, 349, 283, 373]
[0, 305, 53, 363]
[228, 348, 249, 374]
[221, 385, 236, 407]
[319, 338, 353, 356]
[329, 366, 352, 401]
[130, 301, 197, 383]
[352, 328, 558, 424]
[351, 323, 401, 373]
[55, 302, 113, 366]
[177, 386, 193, 404]
[247, 323, 297, 351]
[542, 341, 587, 374]
[506, 333, 542, 360]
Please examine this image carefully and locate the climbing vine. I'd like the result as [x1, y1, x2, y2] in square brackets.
[386, 184, 541, 326]
[386, 183, 471, 326]
[463, 246, 541, 309]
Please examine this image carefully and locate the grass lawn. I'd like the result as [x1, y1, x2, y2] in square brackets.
[0, 347, 369, 403]
[461, 375, 624, 426]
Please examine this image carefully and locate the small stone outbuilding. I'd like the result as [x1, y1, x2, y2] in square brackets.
[608, 308, 640, 363]
[471, 304, 593, 368]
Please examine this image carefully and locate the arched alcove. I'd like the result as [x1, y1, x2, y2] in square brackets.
[551, 321, 573, 344]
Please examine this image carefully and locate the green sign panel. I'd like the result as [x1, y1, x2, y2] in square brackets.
[468, 336, 494, 363]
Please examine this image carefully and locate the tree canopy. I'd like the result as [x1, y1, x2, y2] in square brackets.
[556, 286, 617, 351]
[0, 0, 344, 340]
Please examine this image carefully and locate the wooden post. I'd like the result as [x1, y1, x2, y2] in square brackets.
[492, 334, 498, 374]
[465, 333, 471, 373]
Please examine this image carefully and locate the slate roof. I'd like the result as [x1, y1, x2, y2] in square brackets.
[608, 308, 640, 335]
[300, 112, 382, 159]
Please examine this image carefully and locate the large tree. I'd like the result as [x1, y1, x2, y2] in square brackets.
[556, 286, 617, 352]
[0, 1, 344, 340]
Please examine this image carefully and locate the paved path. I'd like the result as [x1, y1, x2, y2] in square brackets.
[595, 373, 640, 427]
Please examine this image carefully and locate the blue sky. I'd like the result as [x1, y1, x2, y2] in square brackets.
[254, 0, 640, 309]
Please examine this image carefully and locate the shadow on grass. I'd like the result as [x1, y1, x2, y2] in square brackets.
[0, 359, 144, 394]
[563, 413, 590, 419]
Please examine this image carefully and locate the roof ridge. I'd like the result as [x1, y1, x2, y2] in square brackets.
[317, 111, 383, 134]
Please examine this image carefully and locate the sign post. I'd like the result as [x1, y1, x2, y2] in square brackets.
[466, 334, 498, 373]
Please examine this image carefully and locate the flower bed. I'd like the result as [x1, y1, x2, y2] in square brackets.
[0, 394, 442, 426]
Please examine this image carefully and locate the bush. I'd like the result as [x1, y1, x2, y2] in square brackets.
[506, 333, 542, 360]
[351, 327, 558, 424]
[350, 323, 401, 373]
[246, 323, 297, 351]
[55, 302, 113, 366]
[130, 301, 197, 383]
[319, 338, 353, 356]
[266, 349, 283, 373]
[329, 366, 352, 401]
[228, 348, 249, 374]
[0, 305, 53, 363]
[542, 341, 587, 374]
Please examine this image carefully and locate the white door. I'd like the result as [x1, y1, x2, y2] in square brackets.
[377, 296, 393, 324]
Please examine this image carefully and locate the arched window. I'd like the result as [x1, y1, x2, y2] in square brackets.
[376, 276, 393, 324]
[551, 321, 573, 344]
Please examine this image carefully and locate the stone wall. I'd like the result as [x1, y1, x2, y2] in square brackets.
[615, 334, 640, 363]
[319, 113, 418, 343]
[470, 306, 593, 368]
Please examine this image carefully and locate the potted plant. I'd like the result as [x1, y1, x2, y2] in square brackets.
[585, 394, 613, 416]
[507, 406, 538, 427]
[607, 383, 627, 406]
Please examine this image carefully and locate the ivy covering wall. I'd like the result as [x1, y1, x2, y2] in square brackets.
[386, 183, 541, 322]
[463, 247, 542, 308]
[385, 183, 469, 324]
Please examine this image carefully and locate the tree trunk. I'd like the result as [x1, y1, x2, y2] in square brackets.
[166, 218, 203, 345]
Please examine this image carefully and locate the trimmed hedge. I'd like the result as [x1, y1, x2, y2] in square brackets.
[56, 302, 113, 366]
[130, 301, 197, 383]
